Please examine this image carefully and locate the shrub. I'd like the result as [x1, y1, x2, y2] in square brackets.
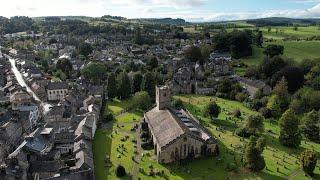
[300, 150, 317, 176]
[103, 112, 114, 122]
[141, 141, 153, 150]
[225, 162, 238, 172]
[233, 109, 241, 118]
[116, 165, 126, 177]
[235, 127, 251, 138]
[259, 107, 272, 118]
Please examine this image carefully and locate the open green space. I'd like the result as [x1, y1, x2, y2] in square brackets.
[236, 41, 320, 71]
[94, 96, 320, 179]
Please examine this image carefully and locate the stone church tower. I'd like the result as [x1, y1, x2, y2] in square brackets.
[156, 86, 171, 110]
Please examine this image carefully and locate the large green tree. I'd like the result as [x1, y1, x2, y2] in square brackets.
[56, 58, 72, 77]
[131, 91, 151, 110]
[107, 73, 117, 98]
[244, 136, 266, 171]
[245, 114, 265, 135]
[279, 109, 302, 148]
[78, 42, 93, 57]
[204, 102, 221, 120]
[300, 150, 317, 177]
[184, 45, 203, 63]
[116, 72, 131, 99]
[302, 110, 320, 142]
[263, 44, 284, 58]
[81, 62, 107, 84]
[141, 71, 156, 98]
[132, 72, 143, 93]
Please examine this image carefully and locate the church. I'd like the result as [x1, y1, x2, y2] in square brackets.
[143, 86, 219, 164]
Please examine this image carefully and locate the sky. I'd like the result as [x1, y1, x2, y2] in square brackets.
[1, 0, 320, 22]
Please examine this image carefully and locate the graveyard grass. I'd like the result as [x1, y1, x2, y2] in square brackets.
[93, 95, 320, 180]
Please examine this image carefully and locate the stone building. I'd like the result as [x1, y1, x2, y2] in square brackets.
[47, 82, 69, 101]
[144, 86, 218, 164]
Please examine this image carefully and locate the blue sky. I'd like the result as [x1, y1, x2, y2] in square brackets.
[1, 0, 320, 22]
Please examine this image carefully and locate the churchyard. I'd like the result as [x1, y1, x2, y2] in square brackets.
[93, 96, 320, 179]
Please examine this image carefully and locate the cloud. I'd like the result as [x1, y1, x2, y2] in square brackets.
[0, 0, 319, 22]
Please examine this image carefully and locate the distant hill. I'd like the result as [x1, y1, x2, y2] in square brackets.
[131, 18, 188, 25]
[246, 17, 320, 26]
[33, 16, 94, 22]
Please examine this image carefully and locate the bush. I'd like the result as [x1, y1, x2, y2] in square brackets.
[235, 92, 247, 102]
[103, 112, 114, 122]
[225, 162, 238, 172]
[233, 109, 241, 118]
[259, 107, 272, 118]
[172, 99, 184, 109]
[141, 141, 153, 150]
[300, 150, 317, 176]
[116, 165, 126, 177]
[141, 122, 149, 131]
[235, 127, 251, 138]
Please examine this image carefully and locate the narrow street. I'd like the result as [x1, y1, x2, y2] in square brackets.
[7, 56, 52, 114]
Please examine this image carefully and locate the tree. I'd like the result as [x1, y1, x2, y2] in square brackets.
[272, 66, 304, 93]
[173, 99, 184, 109]
[258, 56, 287, 79]
[200, 44, 213, 63]
[244, 136, 266, 171]
[273, 77, 290, 110]
[117, 72, 131, 99]
[81, 62, 107, 84]
[302, 110, 319, 142]
[233, 109, 241, 118]
[279, 109, 301, 148]
[204, 102, 221, 120]
[78, 42, 93, 57]
[141, 72, 156, 98]
[184, 45, 203, 63]
[146, 56, 158, 70]
[229, 30, 253, 58]
[217, 78, 232, 94]
[300, 150, 317, 177]
[263, 44, 284, 58]
[107, 73, 117, 98]
[132, 72, 143, 93]
[255, 31, 263, 47]
[116, 165, 126, 177]
[56, 58, 72, 77]
[245, 114, 265, 135]
[132, 91, 151, 110]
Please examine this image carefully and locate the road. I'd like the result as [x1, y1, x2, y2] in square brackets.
[7, 56, 52, 114]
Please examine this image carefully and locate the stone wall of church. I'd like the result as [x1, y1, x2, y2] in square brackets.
[157, 134, 205, 164]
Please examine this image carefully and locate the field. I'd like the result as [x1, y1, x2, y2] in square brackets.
[237, 40, 320, 71]
[93, 95, 320, 180]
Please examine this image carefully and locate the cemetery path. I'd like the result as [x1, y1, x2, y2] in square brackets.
[132, 120, 142, 179]
[287, 168, 302, 180]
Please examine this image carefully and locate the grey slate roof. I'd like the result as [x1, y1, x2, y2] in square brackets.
[144, 107, 185, 148]
[47, 81, 68, 90]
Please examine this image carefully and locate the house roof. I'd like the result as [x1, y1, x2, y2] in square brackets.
[47, 81, 68, 90]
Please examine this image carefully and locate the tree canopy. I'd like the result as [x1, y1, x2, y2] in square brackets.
[279, 109, 301, 148]
[300, 149, 317, 176]
[204, 101, 221, 120]
[81, 62, 107, 84]
[244, 136, 266, 172]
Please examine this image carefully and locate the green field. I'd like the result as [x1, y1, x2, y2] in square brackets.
[237, 41, 320, 70]
[93, 95, 320, 179]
